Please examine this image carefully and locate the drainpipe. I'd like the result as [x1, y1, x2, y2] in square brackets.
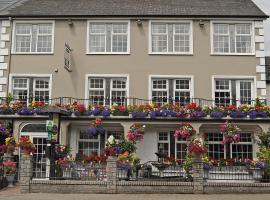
[6, 16, 13, 98]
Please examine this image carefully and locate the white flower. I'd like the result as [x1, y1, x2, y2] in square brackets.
[107, 135, 115, 145]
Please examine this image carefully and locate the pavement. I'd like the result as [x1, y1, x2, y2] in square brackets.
[1, 186, 270, 200]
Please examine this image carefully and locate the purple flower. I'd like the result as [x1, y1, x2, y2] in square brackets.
[131, 112, 148, 118]
[203, 163, 211, 170]
[113, 146, 122, 155]
[92, 108, 102, 116]
[190, 111, 206, 118]
[118, 162, 131, 170]
[86, 127, 105, 136]
[210, 111, 225, 119]
[249, 111, 257, 119]
[101, 109, 110, 117]
[149, 110, 158, 118]
[257, 111, 268, 118]
[17, 108, 34, 115]
[230, 111, 247, 118]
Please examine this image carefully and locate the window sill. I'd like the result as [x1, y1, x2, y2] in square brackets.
[11, 52, 54, 55]
[210, 53, 255, 56]
[86, 52, 130, 55]
[148, 52, 193, 56]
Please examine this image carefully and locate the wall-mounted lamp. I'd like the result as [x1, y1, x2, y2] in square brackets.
[199, 20, 205, 28]
[136, 19, 143, 26]
[67, 19, 73, 26]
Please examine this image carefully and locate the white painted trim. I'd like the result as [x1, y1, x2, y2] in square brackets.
[148, 75, 194, 100]
[210, 20, 255, 56]
[211, 75, 257, 103]
[86, 20, 130, 55]
[85, 74, 130, 105]
[148, 20, 193, 55]
[9, 73, 53, 100]
[11, 20, 55, 54]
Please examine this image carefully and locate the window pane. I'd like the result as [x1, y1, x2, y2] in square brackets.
[152, 35, 167, 52]
[152, 24, 167, 34]
[205, 133, 224, 160]
[215, 80, 230, 90]
[213, 35, 229, 53]
[90, 35, 105, 52]
[16, 36, 31, 52]
[89, 78, 105, 105]
[236, 35, 251, 53]
[37, 35, 52, 52]
[38, 24, 52, 34]
[214, 24, 229, 34]
[153, 79, 167, 89]
[112, 24, 127, 34]
[176, 143, 187, 162]
[231, 144, 253, 160]
[90, 24, 106, 34]
[239, 81, 252, 104]
[112, 35, 127, 52]
[16, 24, 31, 34]
[34, 79, 50, 102]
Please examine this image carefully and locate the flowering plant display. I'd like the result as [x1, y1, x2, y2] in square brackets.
[55, 145, 71, 159]
[90, 105, 106, 116]
[188, 138, 208, 155]
[220, 121, 241, 144]
[72, 102, 87, 116]
[85, 118, 105, 136]
[164, 155, 181, 165]
[18, 136, 36, 155]
[174, 122, 196, 140]
[3, 161, 17, 175]
[5, 137, 16, 154]
[111, 104, 129, 116]
[127, 123, 145, 142]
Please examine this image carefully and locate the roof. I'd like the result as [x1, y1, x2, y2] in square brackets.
[0, 0, 268, 18]
[0, 0, 21, 12]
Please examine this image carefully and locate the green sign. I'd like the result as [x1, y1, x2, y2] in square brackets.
[46, 120, 54, 141]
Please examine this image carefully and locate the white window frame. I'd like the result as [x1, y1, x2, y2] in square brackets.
[9, 74, 52, 105]
[88, 78, 106, 105]
[157, 131, 170, 156]
[214, 79, 232, 106]
[149, 20, 193, 55]
[175, 136, 188, 161]
[110, 78, 128, 106]
[12, 77, 29, 103]
[149, 75, 194, 103]
[78, 131, 101, 156]
[236, 80, 254, 105]
[211, 75, 256, 106]
[230, 133, 254, 159]
[151, 78, 169, 104]
[206, 132, 227, 160]
[85, 74, 130, 106]
[86, 20, 130, 54]
[173, 79, 192, 104]
[210, 21, 255, 55]
[33, 78, 50, 102]
[12, 20, 55, 54]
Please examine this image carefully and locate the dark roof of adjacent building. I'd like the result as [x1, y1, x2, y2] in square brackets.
[0, 0, 21, 12]
[0, 0, 268, 18]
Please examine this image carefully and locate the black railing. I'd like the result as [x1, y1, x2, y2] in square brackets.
[204, 166, 269, 182]
[0, 97, 267, 108]
[32, 162, 106, 181]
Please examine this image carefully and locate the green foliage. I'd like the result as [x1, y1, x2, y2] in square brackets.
[6, 93, 13, 106]
[118, 139, 137, 154]
[257, 146, 270, 175]
[183, 154, 193, 174]
[256, 129, 270, 148]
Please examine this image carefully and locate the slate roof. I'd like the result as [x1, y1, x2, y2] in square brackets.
[0, 0, 21, 12]
[0, 0, 268, 18]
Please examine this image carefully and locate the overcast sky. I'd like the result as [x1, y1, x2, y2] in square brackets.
[253, 0, 270, 55]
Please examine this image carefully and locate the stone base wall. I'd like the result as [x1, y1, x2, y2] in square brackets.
[204, 182, 270, 194]
[29, 180, 270, 194]
[30, 180, 107, 194]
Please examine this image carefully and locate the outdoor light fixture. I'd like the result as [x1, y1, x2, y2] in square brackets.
[136, 19, 142, 26]
[199, 20, 205, 28]
[67, 19, 73, 26]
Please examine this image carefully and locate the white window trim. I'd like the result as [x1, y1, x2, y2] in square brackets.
[110, 78, 128, 106]
[77, 131, 101, 155]
[148, 20, 193, 55]
[148, 75, 194, 101]
[157, 131, 170, 156]
[88, 78, 106, 105]
[11, 20, 55, 55]
[230, 133, 254, 159]
[236, 80, 254, 105]
[214, 79, 232, 106]
[86, 20, 130, 55]
[175, 137, 188, 161]
[211, 75, 257, 106]
[151, 78, 169, 104]
[9, 74, 53, 104]
[206, 132, 227, 159]
[210, 20, 255, 56]
[85, 74, 130, 105]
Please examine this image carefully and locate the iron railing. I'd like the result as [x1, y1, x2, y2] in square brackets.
[0, 97, 267, 108]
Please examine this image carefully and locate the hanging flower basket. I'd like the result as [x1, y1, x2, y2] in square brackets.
[174, 123, 196, 140]
[127, 123, 145, 142]
[188, 138, 207, 155]
[220, 121, 241, 144]
[85, 118, 105, 136]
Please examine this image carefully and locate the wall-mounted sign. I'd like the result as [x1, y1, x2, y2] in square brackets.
[64, 43, 72, 72]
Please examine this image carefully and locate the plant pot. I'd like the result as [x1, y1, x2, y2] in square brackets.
[6, 175, 15, 187]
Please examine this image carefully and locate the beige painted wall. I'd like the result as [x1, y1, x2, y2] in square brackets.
[9, 19, 258, 100]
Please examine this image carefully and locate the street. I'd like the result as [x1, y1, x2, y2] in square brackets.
[1, 187, 270, 200]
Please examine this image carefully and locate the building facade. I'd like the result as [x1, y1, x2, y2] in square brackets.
[0, 0, 269, 179]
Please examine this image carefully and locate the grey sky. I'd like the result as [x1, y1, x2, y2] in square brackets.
[253, 0, 270, 55]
